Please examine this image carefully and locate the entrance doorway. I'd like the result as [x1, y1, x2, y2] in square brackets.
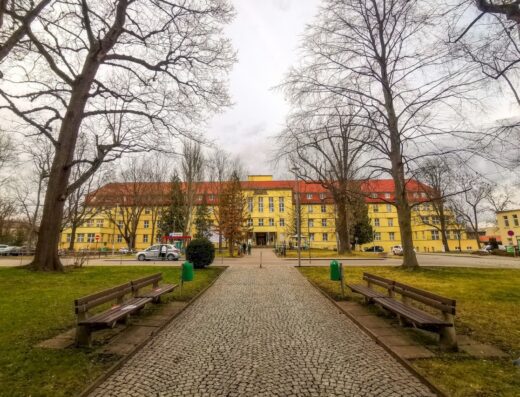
[256, 233, 267, 246]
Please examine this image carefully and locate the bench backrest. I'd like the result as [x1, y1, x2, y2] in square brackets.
[363, 273, 394, 290]
[131, 273, 162, 292]
[75, 283, 132, 314]
[393, 281, 456, 315]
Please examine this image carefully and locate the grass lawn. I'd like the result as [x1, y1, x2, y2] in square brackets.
[283, 248, 382, 258]
[0, 265, 224, 397]
[299, 266, 520, 397]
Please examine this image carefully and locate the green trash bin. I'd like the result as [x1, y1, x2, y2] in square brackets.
[181, 261, 194, 282]
[330, 260, 341, 281]
[506, 245, 515, 254]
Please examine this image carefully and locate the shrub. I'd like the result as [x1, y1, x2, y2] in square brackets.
[186, 238, 215, 268]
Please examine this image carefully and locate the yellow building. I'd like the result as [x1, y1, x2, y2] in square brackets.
[61, 175, 478, 253]
[495, 209, 520, 248]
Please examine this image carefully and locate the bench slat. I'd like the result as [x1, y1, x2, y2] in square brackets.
[131, 273, 163, 290]
[393, 285, 456, 314]
[374, 297, 452, 327]
[79, 297, 152, 326]
[393, 281, 456, 306]
[347, 284, 386, 299]
[75, 283, 132, 313]
[136, 284, 178, 299]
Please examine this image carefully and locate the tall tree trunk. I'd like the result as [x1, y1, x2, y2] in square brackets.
[336, 200, 351, 254]
[439, 204, 450, 252]
[473, 207, 481, 248]
[68, 224, 77, 251]
[29, 0, 128, 271]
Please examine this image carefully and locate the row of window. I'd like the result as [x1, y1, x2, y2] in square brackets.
[503, 214, 519, 227]
[373, 230, 462, 242]
[246, 218, 330, 227]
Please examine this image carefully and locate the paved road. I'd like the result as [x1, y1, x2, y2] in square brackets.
[90, 251, 434, 397]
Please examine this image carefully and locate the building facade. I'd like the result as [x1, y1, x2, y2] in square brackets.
[494, 209, 520, 248]
[61, 175, 478, 252]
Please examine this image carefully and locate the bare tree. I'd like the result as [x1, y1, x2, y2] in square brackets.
[277, 106, 372, 254]
[101, 157, 158, 251]
[450, 171, 493, 248]
[0, 0, 235, 271]
[0, 0, 53, 63]
[181, 140, 205, 235]
[281, 0, 477, 268]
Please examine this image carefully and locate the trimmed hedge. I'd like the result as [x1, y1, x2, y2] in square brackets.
[186, 238, 215, 268]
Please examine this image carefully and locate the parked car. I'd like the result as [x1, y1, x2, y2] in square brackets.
[119, 247, 131, 254]
[0, 244, 10, 255]
[363, 246, 384, 253]
[136, 244, 180, 261]
[479, 244, 493, 253]
[390, 245, 403, 255]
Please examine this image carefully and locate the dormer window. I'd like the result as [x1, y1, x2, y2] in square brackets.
[370, 193, 378, 198]
[306, 193, 313, 199]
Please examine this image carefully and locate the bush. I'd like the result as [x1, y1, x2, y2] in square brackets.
[186, 238, 215, 268]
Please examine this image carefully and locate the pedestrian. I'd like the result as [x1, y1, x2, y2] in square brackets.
[242, 242, 247, 255]
[160, 244, 167, 261]
[247, 241, 252, 255]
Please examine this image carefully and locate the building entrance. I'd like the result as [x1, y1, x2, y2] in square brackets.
[256, 233, 267, 246]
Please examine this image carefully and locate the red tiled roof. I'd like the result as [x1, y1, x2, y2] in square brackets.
[87, 179, 430, 206]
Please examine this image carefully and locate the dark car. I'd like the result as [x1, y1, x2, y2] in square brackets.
[363, 246, 384, 252]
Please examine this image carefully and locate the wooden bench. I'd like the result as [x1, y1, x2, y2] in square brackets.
[131, 273, 178, 303]
[74, 283, 152, 347]
[348, 273, 458, 351]
[347, 273, 393, 302]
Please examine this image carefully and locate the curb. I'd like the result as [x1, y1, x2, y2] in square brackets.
[299, 271, 445, 397]
[283, 257, 386, 261]
[78, 266, 228, 397]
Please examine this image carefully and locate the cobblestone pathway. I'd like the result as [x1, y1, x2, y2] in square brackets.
[90, 259, 435, 396]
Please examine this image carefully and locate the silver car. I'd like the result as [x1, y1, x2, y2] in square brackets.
[136, 244, 180, 261]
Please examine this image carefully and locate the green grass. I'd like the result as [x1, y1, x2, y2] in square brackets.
[298, 266, 520, 397]
[0, 265, 224, 397]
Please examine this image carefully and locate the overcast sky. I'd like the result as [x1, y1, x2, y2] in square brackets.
[206, 0, 321, 178]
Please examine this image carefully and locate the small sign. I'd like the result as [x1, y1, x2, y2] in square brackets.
[169, 232, 182, 237]
[508, 230, 515, 237]
[95, 234, 100, 241]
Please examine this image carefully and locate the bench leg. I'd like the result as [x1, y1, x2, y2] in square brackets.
[439, 326, 458, 352]
[75, 325, 91, 347]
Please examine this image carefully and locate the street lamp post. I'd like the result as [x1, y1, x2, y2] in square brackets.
[291, 167, 301, 267]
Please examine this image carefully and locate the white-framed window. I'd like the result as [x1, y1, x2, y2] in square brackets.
[143, 234, 149, 243]
[246, 218, 253, 227]
[143, 220, 149, 229]
[374, 218, 380, 227]
[322, 218, 327, 227]
[279, 218, 285, 227]
[279, 197, 285, 212]
[384, 192, 391, 199]
[86, 219, 94, 227]
[258, 197, 264, 212]
[322, 233, 328, 241]
[309, 233, 315, 241]
[306, 193, 313, 199]
[373, 205, 379, 213]
[117, 220, 123, 228]
[308, 219, 314, 227]
[307, 205, 313, 213]
[87, 233, 95, 243]
[432, 216, 440, 225]
[413, 192, 419, 198]
[258, 218, 264, 226]
[248, 197, 253, 212]
[370, 193, 378, 198]
[431, 230, 440, 240]
[319, 193, 325, 199]
[513, 214, 519, 227]
[144, 208, 151, 215]
[197, 195, 203, 201]
[421, 216, 429, 224]
[117, 234, 123, 243]
[66, 234, 71, 242]
[422, 203, 430, 211]
[269, 218, 275, 226]
[421, 192, 427, 198]
[389, 232, 395, 241]
[269, 197, 274, 212]
[386, 204, 392, 212]
[503, 216, 509, 227]
[374, 232, 381, 241]
[388, 218, 393, 227]
[209, 194, 215, 201]
[96, 219, 103, 228]
[77, 234, 84, 243]
[321, 204, 327, 213]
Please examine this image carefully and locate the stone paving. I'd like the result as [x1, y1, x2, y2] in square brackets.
[90, 257, 436, 396]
